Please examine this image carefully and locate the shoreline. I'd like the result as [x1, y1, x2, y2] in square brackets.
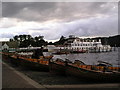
[2, 61, 120, 89]
[2, 58, 119, 85]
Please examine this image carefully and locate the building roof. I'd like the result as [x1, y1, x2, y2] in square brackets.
[2, 41, 19, 48]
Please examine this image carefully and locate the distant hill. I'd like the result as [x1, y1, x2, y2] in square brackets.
[54, 35, 120, 47]
[108, 35, 120, 47]
[93, 35, 120, 47]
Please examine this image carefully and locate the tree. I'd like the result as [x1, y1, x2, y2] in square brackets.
[60, 36, 66, 41]
[54, 36, 66, 45]
[48, 42, 54, 45]
[35, 36, 39, 42]
[19, 35, 23, 41]
[22, 34, 27, 41]
[27, 35, 32, 40]
[34, 36, 47, 47]
[38, 39, 48, 47]
[9, 39, 14, 42]
[13, 35, 19, 41]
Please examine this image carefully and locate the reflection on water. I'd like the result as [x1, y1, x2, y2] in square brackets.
[53, 47, 119, 67]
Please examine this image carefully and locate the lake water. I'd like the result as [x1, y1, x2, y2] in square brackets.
[53, 47, 120, 67]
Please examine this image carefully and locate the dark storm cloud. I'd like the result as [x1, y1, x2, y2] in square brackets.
[2, 2, 57, 21]
[2, 2, 115, 22]
[1, 2, 118, 41]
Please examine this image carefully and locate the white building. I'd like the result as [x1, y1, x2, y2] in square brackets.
[2, 43, 9, 50]
[1, 41, 19, 52]
[47, 36, 112, 53]
[63, 36, 112, 52]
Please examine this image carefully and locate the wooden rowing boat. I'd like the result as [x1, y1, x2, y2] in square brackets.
[49, 58, 120, 82]
[2, 52, 53, 71]
[66, 64, 120, 82]
[2, 52, 16, 64]
[9, 55, 20, 66]
[49, 58, 66, 75]
[19, 56, 53, 71]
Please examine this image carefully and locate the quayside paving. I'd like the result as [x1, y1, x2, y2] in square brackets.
[2, 61, 120, 90]
[2, 62, 47, 89]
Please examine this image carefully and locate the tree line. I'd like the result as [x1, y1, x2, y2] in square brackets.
[10, 34, 120, 48]
[54, 35, 120, 47]
[93, 35, 120, 47]
[10, 35, 48, 48]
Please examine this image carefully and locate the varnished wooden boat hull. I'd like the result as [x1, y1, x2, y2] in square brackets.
[49, 61, 120, 82]
[49, 62, 66, 75]
[2, 54, 12, 64]
[66, 65, 120, 82]
[20, 58, 49, 71]
[9, 56, 20, 66]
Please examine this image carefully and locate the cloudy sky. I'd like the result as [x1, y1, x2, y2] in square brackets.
[0, 2, 118, 42]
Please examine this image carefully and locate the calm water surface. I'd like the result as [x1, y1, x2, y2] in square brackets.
[53, 48, 120, 67]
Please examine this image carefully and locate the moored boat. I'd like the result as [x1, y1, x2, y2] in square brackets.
[66, 63, 120, 82]
[19, 55, 53, 71]
[70, 50, 87, 53]
[49, 58, 120, 82]
[2, 52, 16, 64]
[9, 55, 20, 66]
[49, 58, 66, 75]
[53, 51, 69, 55]
[2, 51, 53, 71]
[97, 61, 112, 67]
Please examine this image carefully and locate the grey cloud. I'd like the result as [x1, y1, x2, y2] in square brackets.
[2, 2, 57, 21]
[1, 2, 118, 40]
[2, 2, 117, 22]
[27, 14, 117, 40]
[51, 15, 117, 39]
[1, 14, 117, 41]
